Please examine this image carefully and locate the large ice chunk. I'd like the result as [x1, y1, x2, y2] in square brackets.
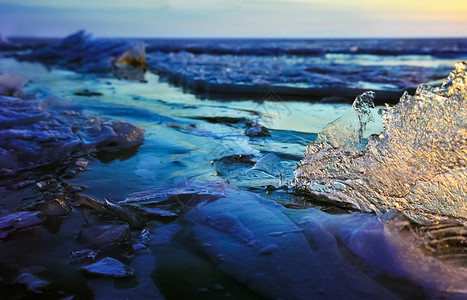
[294, 62, 467, 224]
[0, 94, 144, 173]
[185, 188, 399, 299]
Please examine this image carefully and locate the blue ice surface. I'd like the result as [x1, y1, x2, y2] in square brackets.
[13, 31, 467, 103]
[1, 34, 466, 299]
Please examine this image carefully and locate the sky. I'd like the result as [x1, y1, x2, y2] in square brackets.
[0, 0, 466, 38]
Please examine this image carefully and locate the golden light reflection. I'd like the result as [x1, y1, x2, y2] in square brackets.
[295, 62, 467, 224]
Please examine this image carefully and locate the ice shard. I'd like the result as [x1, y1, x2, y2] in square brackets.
[294, 62, 467, 224]
[113, 42, 146, 81]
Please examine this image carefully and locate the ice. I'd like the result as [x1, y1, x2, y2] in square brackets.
[258, 243, 279, 255]
[38, 199, 71, 217]
[113, 42, 146, 81]
[405, 221, 467, 266]
[86, 253, 163, 299]
[80, 257, 134, 278]
[127, 253, 163, 297]
[0, 93, 145, 173]
[0, 211, 45, 239]
[148, 223, 182, 246]
[352, 91, 376, 139]
[186, 188, 400, 299]
[133, 206, 178, 219]
[244, 120, 270, 137]
[3, 35, 467, 298]
[80, 119, 145, 150]
[70, 249, 99, 264]
[13, 273, 49, 294]
[294, 62, 467, 224]
[0, 72, 26, 98]
[211, 152, 290, 189]
[380, 214, 467, 293]
[78, 221, 130, 248]
[247, 153, 283, 177]
[144, 40, 463, 103]
[313, 91, 378, 153]
[15, 32, 466, 103]
[122, 180, 227, 212]
[211, 154, 255, 177]
[132, 243, 146, 252]
[144, 38, 467, 58]
[60, 30, 93, 48]
[15, 31, 136, 75]
[291, 209, 467, 295]
[76, 193, 170, 226]
[0, 211, 45, 230]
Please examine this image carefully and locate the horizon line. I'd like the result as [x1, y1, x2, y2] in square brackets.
[7, 34, 467, 40]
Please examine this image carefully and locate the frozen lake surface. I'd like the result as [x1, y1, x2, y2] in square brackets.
[0, 34, 466, 299]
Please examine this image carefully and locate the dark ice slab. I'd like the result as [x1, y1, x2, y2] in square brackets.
[80, 257, 134, 278]
[0, 94, 144, 174]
